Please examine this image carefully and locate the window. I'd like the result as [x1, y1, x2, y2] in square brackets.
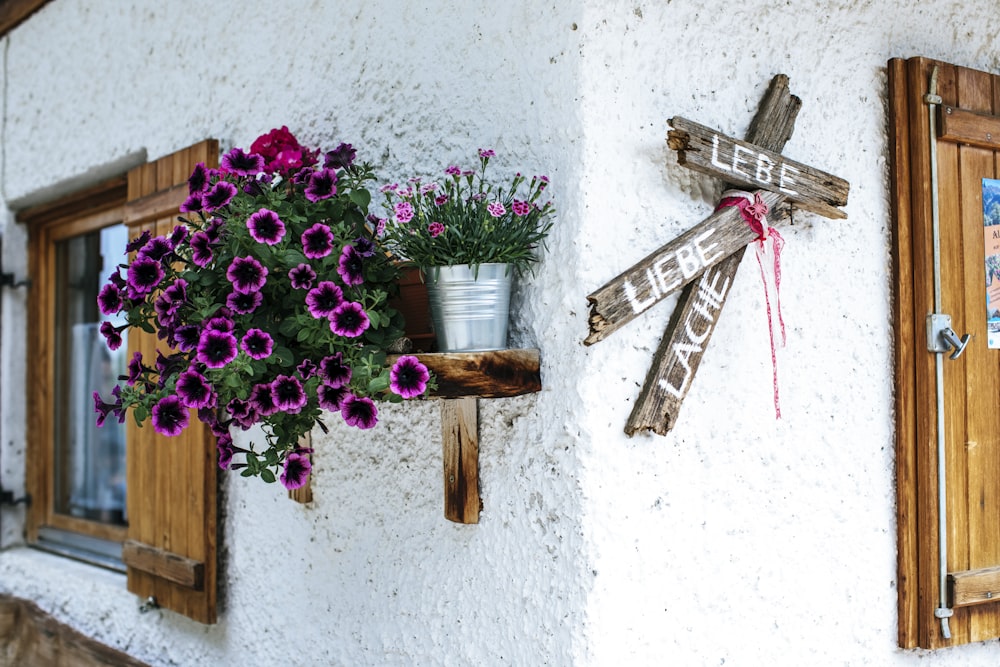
[890, 57, 1000, 648]
[23, 140, 220, 623]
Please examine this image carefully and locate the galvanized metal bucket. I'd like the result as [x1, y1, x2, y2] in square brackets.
[424, 263, 512, 352]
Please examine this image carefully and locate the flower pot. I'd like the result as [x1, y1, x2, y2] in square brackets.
[388, 265, 436, 351]
[424, 263, 512, 352]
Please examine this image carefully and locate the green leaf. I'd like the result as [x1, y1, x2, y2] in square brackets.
[260, 469, 276, 484]
[368, 373, 390, 393]
[349, 188, 371, 209]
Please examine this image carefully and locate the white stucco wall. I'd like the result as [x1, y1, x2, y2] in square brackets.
[2, 0, 1000, 665]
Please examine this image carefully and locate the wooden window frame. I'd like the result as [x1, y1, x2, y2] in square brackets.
[23, 177, 130, 556]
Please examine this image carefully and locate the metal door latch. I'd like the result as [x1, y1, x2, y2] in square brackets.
[927, 313, 971, 360]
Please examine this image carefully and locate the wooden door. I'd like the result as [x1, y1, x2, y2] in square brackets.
[891, 56, 1000, 648]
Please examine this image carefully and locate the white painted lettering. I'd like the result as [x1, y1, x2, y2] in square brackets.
[754, 154, 774, 185]
[684, 314, 712, 344]
[731, 144, 753, 179]
[623, 276, 659, 314]
[694, 228, 722, 267]
[652, 256, 680, 294]
[675, 244, 701, 279]
[710, 135, 730, 172]
[701, 267, 731, 304]
[779, 163, 800, 195]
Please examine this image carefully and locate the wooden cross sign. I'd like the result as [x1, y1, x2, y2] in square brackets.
[584, 75, 850, 435]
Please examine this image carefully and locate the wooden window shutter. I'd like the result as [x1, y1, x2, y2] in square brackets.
[891, 57, 1000, 648]
[122, 139, 220, 624]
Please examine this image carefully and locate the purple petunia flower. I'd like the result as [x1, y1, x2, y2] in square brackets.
[126, 230, 152, 254]
[136, 236, 173, 263]
[226, 255, 268, 294]
[247, 208, 286, 245]
[249, 382, 278, 417]
[197, 329, 238, 369]
[176, 368, 215, 409]
[188, 162, 209, 194]
[152, 395, 190, 437]
[329, 301, 369, 338]
[304, 168, 338, 202]
[100, 321, 124, 351]
[174, 324, 201, 353]
[280, 452, 312, 490]
[271, 374, 307, 413]
[163, 278, 188, 305]
[318, 384, 349, 411]
[125, 351, 145, 385]
[319, 353, 351, 388]
[203, 181, 238, 211]
[288, 263, 317, 290]
[352, 236, 376, 257]
[180, 193, 204, 213]
[221, 147, 265, 175]
[126, 256, 165, 297]
[93, 391, 126, 427]
[204, 315, 235, 333]
[227, 289, 263, 314]
[205, 217, 226, 242]
[297, 358, 317, 380]
[227, 397, 257, 429]
[217, 434, 235, 470]
[324, 143, 356, 170]
[394, 201, 414, 224]
[305, 281, 344, 319]
[190, 232, 214, 267]
[241, 328, 273, 360]
[389, 355, 430, 399]
[337, 245, 365, 286]
[487, 201, 506, 217]
[169, 225, 190, 248]
[340, 394, 378, 429]
[301, 223, 334, 259]
[97, 283, 123, 315]
[428, 222, 445, 238]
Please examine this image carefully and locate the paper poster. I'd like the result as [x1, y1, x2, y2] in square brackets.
[984, 178, 1000, 348]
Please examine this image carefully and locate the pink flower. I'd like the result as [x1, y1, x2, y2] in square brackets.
[428, 222, 445, 237]
[478, 148, 496, 159]
[512, 199, 531, 216]
[487, 202, 506, 217]
[444, 165, 461, 177]
[394, 201, 415, 224]
[434, 195, 449, 206]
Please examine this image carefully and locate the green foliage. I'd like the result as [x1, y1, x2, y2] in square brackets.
[378, 150, 555, 275]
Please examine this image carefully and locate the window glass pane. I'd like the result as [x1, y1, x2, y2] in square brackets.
[53, 224, 129, 526]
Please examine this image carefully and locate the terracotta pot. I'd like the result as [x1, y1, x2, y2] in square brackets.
[389, 265, 436, 351]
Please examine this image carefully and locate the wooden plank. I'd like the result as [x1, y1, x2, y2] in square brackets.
[441, 397, 480, 524]
[938, 105, 1000, 150]
[0, 0, 51, 37]
[122, 183, 189, 226]
[951, 566, 1000, 607]
[626, 73, 801, 435]
[888, 56, 921, 649]
[0, 595, 151, 667]
[584, 191, 786, 345]
[121, 540, 204, 590]
[667, 116, 849, 219]
[390, 349, 541, 398]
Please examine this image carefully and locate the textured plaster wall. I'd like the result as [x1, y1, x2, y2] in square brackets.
[1, 0, 1000, 665]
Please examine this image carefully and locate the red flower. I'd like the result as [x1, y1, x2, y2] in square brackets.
[249, 126, 319, 177]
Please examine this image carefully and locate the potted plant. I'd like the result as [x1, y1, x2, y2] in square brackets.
[93, 127, 432, 489]
[376, 149, 555, 352]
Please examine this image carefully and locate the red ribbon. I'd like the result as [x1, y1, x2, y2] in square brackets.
[716, 191, 785, 419]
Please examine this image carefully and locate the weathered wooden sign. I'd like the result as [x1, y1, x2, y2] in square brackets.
[585, 74, 850, 435]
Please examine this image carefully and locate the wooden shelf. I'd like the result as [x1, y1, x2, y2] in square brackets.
[390, 348, 542, 524]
